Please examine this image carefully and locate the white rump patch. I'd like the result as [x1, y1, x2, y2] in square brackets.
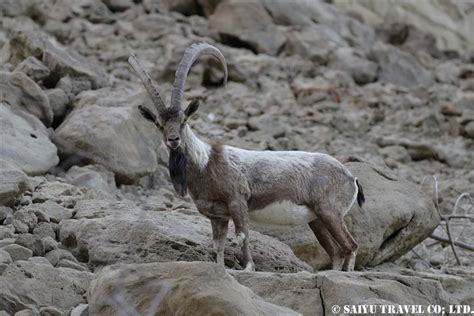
[249, 201, 316, 225]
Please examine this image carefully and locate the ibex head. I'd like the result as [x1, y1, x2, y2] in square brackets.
[129, 42, 228, 151]
[129, 43, 227, 196]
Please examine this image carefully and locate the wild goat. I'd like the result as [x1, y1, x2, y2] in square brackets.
[129, 42, 365, 271]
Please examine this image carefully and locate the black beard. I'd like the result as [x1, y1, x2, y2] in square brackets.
[168, 147, 187, 197]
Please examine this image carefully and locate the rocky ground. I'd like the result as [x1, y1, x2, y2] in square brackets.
[0, 0, 473, 315]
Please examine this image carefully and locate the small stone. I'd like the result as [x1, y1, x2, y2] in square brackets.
[69, 304, 88, 316]
[33, 222, 56, 239]
[42, 236, 59, 252]
[0, 225, 15, 239]
[0, 249, 13, 266]
[464, 121, 474, 138]
[1, 244, 33, 261]
[13, 219, 29, 234]
[14, 209, 38, 232]
[15, 56, 51, 82]
[46, 88, 69, 121]
[33, 209, 50, 223]
[0, 238, 15, 248]
[40, 305, 63, 316]
[15, 233, 45, 256]
[380, 145, 412, 163]
[28, 256, 53, 266]
[57, 259, 88, 271]
[0, 206, 8, 223]
[0, 206, 13, 223]
[45, 248, 78, 266]
[14, 310, 38, 316]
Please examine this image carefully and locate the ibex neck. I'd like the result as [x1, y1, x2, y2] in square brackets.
[184, 125, 211, 171]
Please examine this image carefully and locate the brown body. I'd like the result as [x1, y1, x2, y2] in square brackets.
[129, 43, 364, 271]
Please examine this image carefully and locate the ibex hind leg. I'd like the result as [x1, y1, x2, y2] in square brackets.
[316, 209, 358, 272]
[308, 219, 344, 271]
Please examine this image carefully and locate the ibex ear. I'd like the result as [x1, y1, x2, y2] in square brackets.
[138, 105, 162, 129]
[184, 100, 199, 120]
[138, 105, 157, 122]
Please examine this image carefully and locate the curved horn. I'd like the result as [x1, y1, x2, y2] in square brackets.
[171, 42, 228, 110]
[128, 53, 167, 114]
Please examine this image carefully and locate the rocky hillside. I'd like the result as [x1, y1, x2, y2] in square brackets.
[0, 0, 473, 315]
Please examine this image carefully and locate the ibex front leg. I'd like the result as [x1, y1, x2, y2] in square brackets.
[210, 218, 229, 266]
[228, 200, 255, 271]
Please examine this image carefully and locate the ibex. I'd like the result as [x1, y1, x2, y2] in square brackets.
[129, 42, 364, 271]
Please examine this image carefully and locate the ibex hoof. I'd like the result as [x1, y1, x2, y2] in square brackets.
[244, 261, 255, 272]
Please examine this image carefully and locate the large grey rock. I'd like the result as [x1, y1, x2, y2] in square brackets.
[333, 0, 474, 52]
[25, 201, 73, 224]
[210, 0, 286, 55]
[45, 248, 78, 267]
[88, 261, 300, 316]
[369, 43, 434, 88]
[1, 244, 33, 261]
[0, 104, 58, 175]
[285, 25, 347, 64]
[231, 269, 453, 315]
[0, 0, 34, 17]
[0, 159, 28, 206]
[15, 234, 45, 256]
[329, 47, 378, 85]
[0, 261, 93, 314]
[31, 182, 85, 206]
[263, 0, 375, 48]
[251, 162, 440, 270]
[13, 208, 37, 230]
[59, 199, 312, 272]
[14, 56, 50, 82]
[2, 26, 108, 90]
[32, 222, 56, 239]
[45, 88, 69, 121]
[0, 71, 52, 126]
[53, 89, 163, 183]
[64, 165, 118, 197]
[0, 250, 13, 273]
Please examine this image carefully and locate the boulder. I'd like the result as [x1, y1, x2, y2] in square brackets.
[285, 25, 347, 64]
[2, 26, 108, 90]
[88, 261, 300, 315]
[231, 269, 453, 315]
[13, 209, 37, 233]
[24, 201, 73, 224]
[0, 104, 58, 175]
[369, 43, 434, 88]
[58, 199, 312, 272]
[45, 88, 69, 122]
[0, 261, 94, 314]
[210, 0, 286, 55]
[63, 165, 118, 197]
[15, 233, 45, 256]
[53, 89, 164, 183]
[332, 0, 474, 52]
[31, 182, 85, 206]
[0, 159, 28, 206]
[1, 244, 33, 261]
[32, 222, 56, 239]
[251, 162, 440, 270]
[262, 0, 375, 48]
[0, 71, 52, 126]
[329, 47, 378, 85]
[14, 56, 50, 82]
